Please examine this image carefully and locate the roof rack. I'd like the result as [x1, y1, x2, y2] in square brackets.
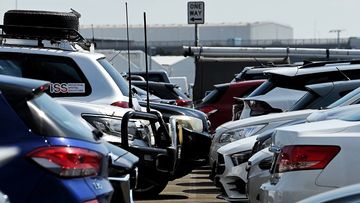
[0, 25, 92, 51]
[300, 59, 360, 69]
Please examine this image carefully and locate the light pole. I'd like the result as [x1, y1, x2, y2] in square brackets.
[329, 29, 345, 48]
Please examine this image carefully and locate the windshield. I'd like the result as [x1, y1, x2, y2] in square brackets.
[97, 58, 130, 96]
[246, 87, 308, 112]
[22, 94, 95, 141]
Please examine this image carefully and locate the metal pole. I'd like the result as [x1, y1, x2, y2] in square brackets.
[125, 2, 133, 108]
[143, 12, 150, 113]
[195, 23, 199, 47]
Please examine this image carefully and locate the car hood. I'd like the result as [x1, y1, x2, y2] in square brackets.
[273, 119, 360, 147]
[218, 136, 258, 155]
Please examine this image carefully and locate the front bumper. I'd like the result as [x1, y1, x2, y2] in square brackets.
[216, 153, 248, 200]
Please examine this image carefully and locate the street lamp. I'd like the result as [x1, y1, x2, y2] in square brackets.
[329, 29, 345, 48]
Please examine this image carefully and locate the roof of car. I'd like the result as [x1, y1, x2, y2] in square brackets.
[264, 62, 360, 77]
[0, 44, 105, 59]
[0, 74, 49, 97]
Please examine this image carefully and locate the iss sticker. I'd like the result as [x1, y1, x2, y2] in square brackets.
[50, 83, 85, 93]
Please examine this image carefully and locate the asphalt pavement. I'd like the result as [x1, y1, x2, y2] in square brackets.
[135, 166, 227, 203]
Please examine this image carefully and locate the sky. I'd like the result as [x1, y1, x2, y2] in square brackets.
[1, 0, 359, 39]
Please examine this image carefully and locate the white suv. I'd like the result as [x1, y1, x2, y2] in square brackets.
[0, 10, 140, 110]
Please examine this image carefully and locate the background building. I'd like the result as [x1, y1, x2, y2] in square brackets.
[80, 22, 293, 48]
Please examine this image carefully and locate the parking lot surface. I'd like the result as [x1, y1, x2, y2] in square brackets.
[135, 166, 227, 203]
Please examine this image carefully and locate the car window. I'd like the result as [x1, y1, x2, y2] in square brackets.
[0, 53, 91, 97]
[201, 84, 228, 104]
[6, 92, 96, 142]
[98, 58, 129, 96]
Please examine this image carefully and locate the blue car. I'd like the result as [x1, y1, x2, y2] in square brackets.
[0, 75, 113, 203]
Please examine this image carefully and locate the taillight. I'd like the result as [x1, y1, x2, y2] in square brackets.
[275, 145, 340, 173]
[199, 106, 218, 116]
[111, 101, 129, 108]
[28, 146, 103, 177]
[175, 99, 193, 107]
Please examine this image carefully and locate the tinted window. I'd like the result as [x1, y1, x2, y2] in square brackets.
[0, 53, 91, 97]
[98, 58, 129, 96]
[7, 93, 95, 142]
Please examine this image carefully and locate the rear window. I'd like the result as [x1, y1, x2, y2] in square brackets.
[0, 53, 91, 97]
[201, 84, 229, 105]
[7, 93, 95, 142]
[22, 94, 95, 141]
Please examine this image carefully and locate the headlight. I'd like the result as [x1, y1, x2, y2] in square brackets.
[231, 150, 252, 166]
[82, 115, 152, 142]
[171, 115, 203, 133]
[219, 124, 265, 143]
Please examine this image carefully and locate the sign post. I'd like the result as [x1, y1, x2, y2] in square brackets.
[188, 1, 204, 47]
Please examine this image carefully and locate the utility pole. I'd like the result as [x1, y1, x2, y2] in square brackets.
[329, 29, 345, 48]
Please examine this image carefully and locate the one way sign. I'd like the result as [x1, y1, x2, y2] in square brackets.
[188, 1, 205, 24]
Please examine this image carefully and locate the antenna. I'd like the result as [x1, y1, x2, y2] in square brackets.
[144, 12, 150, 113]
[125, 2, 133, 108]
[91, 24, 95, 43]
[336, 67, 351, 80]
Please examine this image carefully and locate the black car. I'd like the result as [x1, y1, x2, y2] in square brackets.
[133, 81, 193, 107]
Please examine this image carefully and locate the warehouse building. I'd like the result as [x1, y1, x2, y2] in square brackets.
[80, 22, 293, 47]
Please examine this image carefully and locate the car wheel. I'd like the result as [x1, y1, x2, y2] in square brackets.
[3, 10, 79, 38]
[134, 179, 168, 198]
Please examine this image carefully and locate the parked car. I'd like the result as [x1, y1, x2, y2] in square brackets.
[0, 147, 19, 203]
[212, 83, 360, 202]
[0, 9, 141, 110]
[231, 64, 300, 83]
[210, 78, 360, 182]
[260, 106, 360, 202]
[58, 100, 139, 203]
[60, 99, 210, 197]
[247, 103, 360, 203]
[129, 70, 171, 83]
[0, 75, 113, 203]
[239, 60, 360, 119]
[196, 80, 265, 132]
[132, 81, 193, 107]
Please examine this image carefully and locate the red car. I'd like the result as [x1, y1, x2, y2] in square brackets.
[196, 80, 265, 133]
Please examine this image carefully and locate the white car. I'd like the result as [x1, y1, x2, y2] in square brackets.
[214, 86, 360, 201]
[209, 109, 317, 177]
[210, 79, 360, 176]
[260, 107, 360, 203]
[0, 30, 141, 110]
[247, 103, 360, 203]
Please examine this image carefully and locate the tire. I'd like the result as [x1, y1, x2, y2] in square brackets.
[134, 179, 168, 198]
[3, 10, 79, 39]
